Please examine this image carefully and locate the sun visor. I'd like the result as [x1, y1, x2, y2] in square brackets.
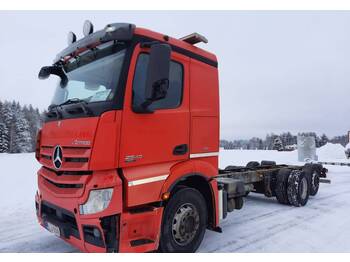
[54, 23, 135, 63]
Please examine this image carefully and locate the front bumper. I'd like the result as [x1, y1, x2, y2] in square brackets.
[35, 168, 122, 252]
[36, 194, 119, 252]
[35, 168, 164, 253]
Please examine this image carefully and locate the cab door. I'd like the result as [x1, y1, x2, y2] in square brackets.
[119, 44, 190, 170]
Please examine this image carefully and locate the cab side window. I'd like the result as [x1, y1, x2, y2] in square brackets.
[132, 53, 183, 110]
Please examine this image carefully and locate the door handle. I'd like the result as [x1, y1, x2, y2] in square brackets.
[173, 144, 188, 155]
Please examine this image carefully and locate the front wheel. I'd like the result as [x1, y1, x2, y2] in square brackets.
[158, 187, 207, 252]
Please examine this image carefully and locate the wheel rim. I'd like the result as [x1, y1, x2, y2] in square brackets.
[300, 177, 308, 199]
[172, 203, 200, 246]
[311, 172, 319, 187]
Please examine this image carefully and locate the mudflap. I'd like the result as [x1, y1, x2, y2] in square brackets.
[264, 172, 276, 197]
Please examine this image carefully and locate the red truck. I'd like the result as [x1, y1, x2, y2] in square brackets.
[35, 21, 328, 253]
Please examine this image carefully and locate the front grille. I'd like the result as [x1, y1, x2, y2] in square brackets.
[44, 177, 83, 189]
[40, 145, 91, 170]
[41, 145, 54, 149]
[43, 166, 92, 176]
[41, 201, 80, 239]
[65, 157, 88, 163]
[41, 154, 52, 160]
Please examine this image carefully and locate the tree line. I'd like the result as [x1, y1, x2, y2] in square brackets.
[220, 132, 348, 150]
[1, 99, 348, 153]
[0, 100, 43, 153]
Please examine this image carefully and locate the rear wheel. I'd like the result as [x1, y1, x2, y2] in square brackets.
[261, 160, 276, 166]
[225, 165, 241, 171]
[303, 164, 320, 196]
[159, 187, 207, 253]
[275, 168, 291, 205]
[309, 171, 320, 196]
[287, 170, 310, 207]
[246, 161, 260, 168]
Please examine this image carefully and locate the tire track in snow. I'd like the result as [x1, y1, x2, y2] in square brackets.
[200, 187, 350, 252]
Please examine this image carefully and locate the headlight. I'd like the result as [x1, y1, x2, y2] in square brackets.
[79, 188, 113, 215]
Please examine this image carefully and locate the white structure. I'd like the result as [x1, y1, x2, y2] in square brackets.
[345, 143, 350, 159]
[297, 135, 317, 162]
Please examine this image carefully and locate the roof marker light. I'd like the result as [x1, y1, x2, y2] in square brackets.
[83, 20, 94, 36]
[105, 24, 116, 33]
[67, 31, 77, 45]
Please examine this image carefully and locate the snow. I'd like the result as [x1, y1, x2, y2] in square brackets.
[317, 143, 345, 160]
[345, 143, 350, 150]
[0, 153, 76, 252]
[0, 150, 350, 252]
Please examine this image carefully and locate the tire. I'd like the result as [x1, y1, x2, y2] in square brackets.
[246, 161, 260, 168]
[275, 168, 291, 205]
[309, 172, 320, 196]
[287, 170, 309, 207]
[225, 165, 240, 171]
[302, 164, 320, 196]
[312, 163, 323, 174]
[159, 187, 207, 253]
[261, 160, 276, 166]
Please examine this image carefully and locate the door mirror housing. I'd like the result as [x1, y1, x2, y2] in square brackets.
[38, 66, 51, 80]
[38, 66, 68, 87]
[134, 43, 171, 113]
[145, 43, 171, 102]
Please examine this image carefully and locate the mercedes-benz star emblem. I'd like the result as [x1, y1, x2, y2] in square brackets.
[53, 145, 63, 169]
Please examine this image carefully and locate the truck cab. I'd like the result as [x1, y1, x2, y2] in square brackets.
[35, 21, 221, 252]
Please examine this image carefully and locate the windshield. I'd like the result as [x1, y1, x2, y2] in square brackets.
[51, 49, 126, 106]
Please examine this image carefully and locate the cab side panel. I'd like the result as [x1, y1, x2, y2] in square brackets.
[189, 58, 219, 155]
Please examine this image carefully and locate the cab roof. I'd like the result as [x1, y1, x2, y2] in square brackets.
[134, 27, 217, 67]
[54, 23, 217, 67]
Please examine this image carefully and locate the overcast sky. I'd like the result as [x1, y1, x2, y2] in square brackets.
[0, 11, 349, 140]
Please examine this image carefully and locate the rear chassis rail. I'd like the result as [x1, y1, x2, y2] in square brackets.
[218, 163, 327, 185]
[214, 162, 329, 220]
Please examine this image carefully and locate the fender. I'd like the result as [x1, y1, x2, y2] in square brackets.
[160, 157, 219, 228]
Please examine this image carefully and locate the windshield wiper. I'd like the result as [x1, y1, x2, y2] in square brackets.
[47, 104, 63, 119]
[58, 98, 86, 107]
[59, 98, 93, 116]
[48, 98, 93, 117]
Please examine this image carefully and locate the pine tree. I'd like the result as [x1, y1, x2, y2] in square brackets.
[1, 101, 13, 152]
[23, 104, 42, 151]
[0, 100, 3, 117]
[0, 122, 9, 152]
[0, 99, 43, 153]
[11, 107, 32, 153]
[319, 134, 329, 147]
[273, 136, 284, 151]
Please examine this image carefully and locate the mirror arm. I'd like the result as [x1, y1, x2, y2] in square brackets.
[38, 66, 68, 88]
[50, 66, 68, 88]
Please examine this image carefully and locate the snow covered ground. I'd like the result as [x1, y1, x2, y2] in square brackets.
[0, 149, 349, 252]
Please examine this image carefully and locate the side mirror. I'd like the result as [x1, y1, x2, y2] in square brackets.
[140, 44, 171, 110]
[38, 66, 68, 87]
[38, 66, 51, 79]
